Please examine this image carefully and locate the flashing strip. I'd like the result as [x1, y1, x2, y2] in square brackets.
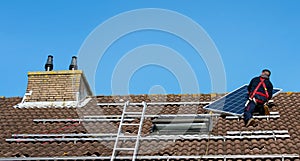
[14, 98, 92, 108]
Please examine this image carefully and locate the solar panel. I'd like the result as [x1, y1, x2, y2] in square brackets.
[203, 85, 282, 116]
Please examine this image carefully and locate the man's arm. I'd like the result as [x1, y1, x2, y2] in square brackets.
[267, 82, 273, 100]
[248, 78, 255, 93]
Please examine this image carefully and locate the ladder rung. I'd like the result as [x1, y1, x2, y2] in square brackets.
[124, 112, 143, 115]
[115, 148, 135, 151]
[118, 135, 138, 138]
[121, 123, 140, 126]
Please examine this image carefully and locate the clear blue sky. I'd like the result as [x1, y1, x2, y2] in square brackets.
[0, 0, 299, 97]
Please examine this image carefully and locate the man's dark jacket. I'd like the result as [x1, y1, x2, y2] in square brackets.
[248, 76, 273, 101]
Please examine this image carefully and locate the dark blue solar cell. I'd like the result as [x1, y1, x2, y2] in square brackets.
[203, 85, 282, 116]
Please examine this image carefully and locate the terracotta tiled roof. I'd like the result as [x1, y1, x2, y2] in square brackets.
[0, 93, 299, 160]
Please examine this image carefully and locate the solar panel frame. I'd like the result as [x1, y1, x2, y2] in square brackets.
[203, 84, 282, 116]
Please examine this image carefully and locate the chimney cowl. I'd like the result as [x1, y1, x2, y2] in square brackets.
[69, 56, 78, 70]
[45, 55, 53, 71]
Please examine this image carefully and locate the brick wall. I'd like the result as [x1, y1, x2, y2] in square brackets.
[24, 70, 92, 102]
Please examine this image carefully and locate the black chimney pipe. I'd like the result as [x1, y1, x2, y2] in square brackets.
[44, 55, 53, 71]
[69, 56, 78, 70]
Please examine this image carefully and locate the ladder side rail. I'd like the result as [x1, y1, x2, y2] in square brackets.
[132, 101, 147, 161]
[110, 101, 129, 161]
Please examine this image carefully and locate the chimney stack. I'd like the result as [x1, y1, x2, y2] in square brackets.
[15, 56, 93, 108]
[44, 55, 54, 71]
[69, 56, 78, 70]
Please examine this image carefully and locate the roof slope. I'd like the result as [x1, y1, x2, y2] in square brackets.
[0, 93, 299, 161]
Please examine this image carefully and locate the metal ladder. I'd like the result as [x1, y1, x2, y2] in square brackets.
[111, 101, 147, 161]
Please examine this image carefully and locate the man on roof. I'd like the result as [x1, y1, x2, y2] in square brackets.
[244, 69, 273, 127]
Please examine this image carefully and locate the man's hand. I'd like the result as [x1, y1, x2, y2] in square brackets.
[266, 100, 276, 108]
